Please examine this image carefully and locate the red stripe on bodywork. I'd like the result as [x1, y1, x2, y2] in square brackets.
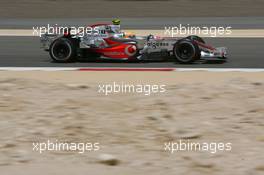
[90, 23, 110, 28]
[78, 68, 175, 71]
[195, 41, 216, 51]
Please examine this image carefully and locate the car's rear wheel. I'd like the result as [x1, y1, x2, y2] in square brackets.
[173, 39, 201, 64]
[49, 38, 77, 62]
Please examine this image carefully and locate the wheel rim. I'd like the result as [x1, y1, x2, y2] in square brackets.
[52, 42, 71, 60]
[176, 43, 195, 60]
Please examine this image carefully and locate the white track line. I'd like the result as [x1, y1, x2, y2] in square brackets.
[0, 29, 264, 38]
[0, 67, 264, 72]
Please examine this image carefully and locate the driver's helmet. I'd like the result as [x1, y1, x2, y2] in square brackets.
[108, 25, 120, 33]
[105, 19, 124, 37]
[112, 19, 121, 25]
[106, 19, 121, 34]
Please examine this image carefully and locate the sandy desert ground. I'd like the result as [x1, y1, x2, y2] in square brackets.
[0, 71, 263, 175]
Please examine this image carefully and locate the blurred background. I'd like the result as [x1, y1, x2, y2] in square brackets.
[1, 0, 264, 18]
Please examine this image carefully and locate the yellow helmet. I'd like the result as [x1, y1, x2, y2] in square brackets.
[112, 19, 121, 25]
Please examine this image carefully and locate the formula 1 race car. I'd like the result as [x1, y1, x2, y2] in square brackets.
[40, 20, 227, 64]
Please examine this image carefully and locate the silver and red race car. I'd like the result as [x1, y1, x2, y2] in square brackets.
[40, 20, 227, 64]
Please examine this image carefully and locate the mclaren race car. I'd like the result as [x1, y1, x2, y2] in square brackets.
[40, 19, 227, 64]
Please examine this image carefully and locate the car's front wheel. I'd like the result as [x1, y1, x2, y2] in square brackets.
[173, 39, 201, 64]
[49, 38, 77, 63]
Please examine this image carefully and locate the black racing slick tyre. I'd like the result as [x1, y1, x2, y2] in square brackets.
[49, 38, 77, 63]
[173, 39, 201, 64]
[187, 35, 205, 44]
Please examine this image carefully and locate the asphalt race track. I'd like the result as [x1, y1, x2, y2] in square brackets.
[0, 17, 264, 68]
[0, 36, 263, 68]
[0, 1, 263, 68]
